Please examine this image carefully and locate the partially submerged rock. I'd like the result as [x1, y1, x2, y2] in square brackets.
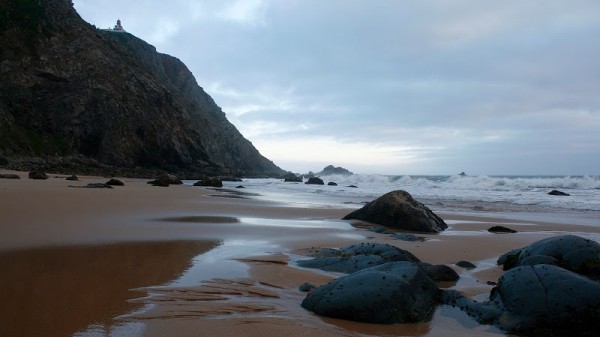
[548, 189, 570, 196]
[456, 261, 477, 270]
[0, 173, 20, 179]
[391, 233, 424, 242]
[106, 178, 124, 186]
[28, 171, 48, 180]
[342, 190, 447, 233]
[194, 177, 223, 187]
[305, 177, 324, 185]
[158, 173, 183, 185]
[283, 173, 302, 182]
[497, 234, 600, 279]
[297, 242, 419, 274]
[302, 262, 440, 324]
[488, 225, 517, 234]
[65, 174, 78, 181]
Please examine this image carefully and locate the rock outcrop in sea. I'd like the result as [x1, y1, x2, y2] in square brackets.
[0, 0, 284, 177]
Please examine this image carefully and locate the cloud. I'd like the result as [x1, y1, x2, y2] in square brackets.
[217, 0, 268, 26]
[73, 0, 600, 174]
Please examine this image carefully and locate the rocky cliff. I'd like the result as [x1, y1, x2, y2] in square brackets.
[0, 0, 284, 177]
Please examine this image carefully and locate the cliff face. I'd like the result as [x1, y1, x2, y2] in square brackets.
[0, 0, 284, 177]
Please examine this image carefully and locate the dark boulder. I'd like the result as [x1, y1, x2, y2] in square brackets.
[193, 177, 223, 187]
[0, 154, 8, 165]
[342, 190, 447, 233]
[0, 173, 20, 179]
[158, 173, 183, 185]
[456, 261, 477, 270]
[391, 233, 423, 242]
[327, 181, 337, 186]
[283, 173, 303, 182]
[235, 185, 245, 189]
[302, 261, 440, 324]
[28, 171, 48, 180]
[65, 175, 78, 181]
[82, 183, 112, 189]
[105, 178, 124, 186]
[305, 177, 324, 185]
[417, 262, 459, 282]
[497, 235, 600, 279]
[147, 179, 170, 187]
[488, 225, 517, 234]
[548, 189, 570, 196]
[347, 185, 358, 188]
[298, 283, 317, 292]
[491, 265, 600, 335]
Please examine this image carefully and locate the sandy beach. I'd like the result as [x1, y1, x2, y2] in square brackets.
[1, 171, 598, 337]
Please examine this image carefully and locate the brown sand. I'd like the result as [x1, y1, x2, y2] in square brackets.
[1, 170, 598, 337]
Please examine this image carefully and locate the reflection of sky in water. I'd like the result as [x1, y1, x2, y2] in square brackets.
[73, 322, 145, 337]
[170, 239, 280, 287]
[75, 217, 366, 336]
[239, 217, 354, 230]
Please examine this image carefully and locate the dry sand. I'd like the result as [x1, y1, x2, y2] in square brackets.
[1, 171, 598, 337]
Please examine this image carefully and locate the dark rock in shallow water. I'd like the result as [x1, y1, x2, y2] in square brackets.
[391, 233, 423, 242]
[235, 185, 245, 189]
[327, 181, 337, 186]
[497, 234, 600, 279]
[297, 242, 420, 274]
[302, 262, 440, 324]
[65, 174, 78, 181]
[283, 173, 302, 182]
[342, 190, 447, 233]
[367, 226, 392, 234]
[194, 177, 223, 187]
[298, 283, 316, 292]
[106, 178, 124, 186]
[83, 183, 112, 188]
[305, 177, 324, 185]
[488, 225, 517, 234]
[28, 171, 48, 180]
[158, 174, 183, 185]
[456, 261, 477, 270]
[548, 189, 570, 196]
[148, 179, 169, 187]
[0, 173, 20, 179]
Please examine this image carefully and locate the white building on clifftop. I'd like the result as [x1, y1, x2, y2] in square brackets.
[102, 19, 126, 32]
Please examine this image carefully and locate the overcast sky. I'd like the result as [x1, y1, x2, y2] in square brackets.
[73, 0, 600, 175]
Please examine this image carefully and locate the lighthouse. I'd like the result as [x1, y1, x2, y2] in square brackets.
[113, 19, 124, 31]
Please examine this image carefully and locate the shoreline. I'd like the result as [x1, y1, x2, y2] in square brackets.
[1, 170, 598, 337]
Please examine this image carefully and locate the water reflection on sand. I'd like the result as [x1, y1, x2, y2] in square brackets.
[0, 241, 217, 337]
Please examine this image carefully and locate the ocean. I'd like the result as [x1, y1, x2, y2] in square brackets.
[211, 174, 600, 226]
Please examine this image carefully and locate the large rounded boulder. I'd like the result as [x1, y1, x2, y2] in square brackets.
[302, 261, 440, 324]
[342, 190, 447, 232]
[491, 264, 600, 336]
[497, 235, 600, 280]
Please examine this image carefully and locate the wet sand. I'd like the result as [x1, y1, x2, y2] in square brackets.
[1, 171, 598, 337]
